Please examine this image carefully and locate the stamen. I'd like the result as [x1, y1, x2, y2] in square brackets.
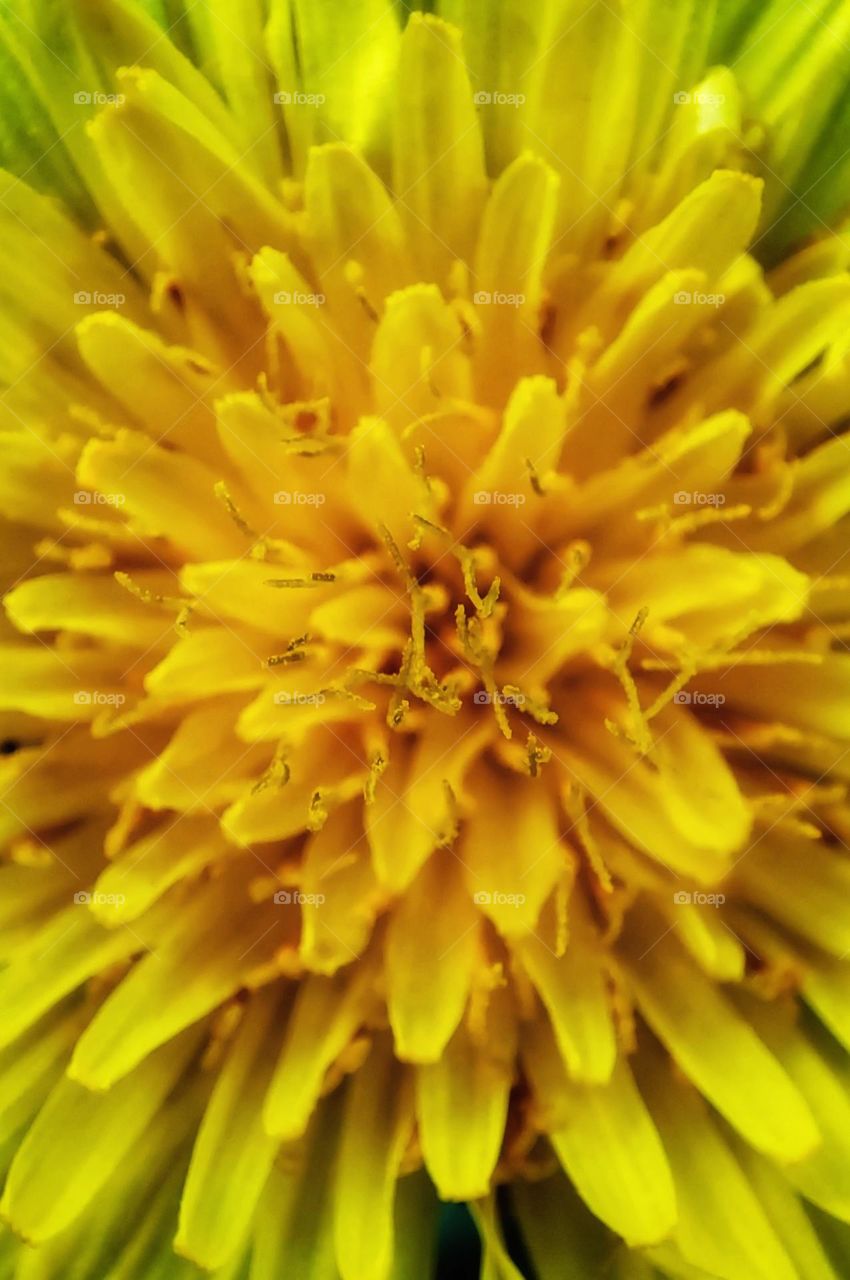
[457, 546, 501, 618]
[636, 501, 753, 537]
[437, 780, 459, 847]
[251, 744, 290, 795]
[756, 465, 794, 521]
[115, 571, 194, 636]
[608, 607, 653, 755]
[344, 260, 381, 324]
[555, 541, 592, 597]
[457, 605, 511, 738]
[265, 572, 337, 588]
[554, 874, 571, 958]
[214, 481, 258, 542]
[267, 634, 313, 667]
[308, 790, 330, 831]
[642, 657, 698, 722]
[525, 733, 551, 778]
[408, 513, 450, 551]
[503, 684, 559, 727]
[563, 784, 613, 894]
[381, 524, 461, 716]
[364, 752, 388, 805]
[524, 457, 545, 496]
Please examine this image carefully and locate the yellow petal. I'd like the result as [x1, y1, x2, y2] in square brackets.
[366, 715, 490, 891]
[557, 409, 751, 553]
[0, 905, 139, 1051]
[183, 0, 284, 187]
[510, 1170, 611, 1280]
[333, 1035, 415, 1280]
[134, 699, 266, 812]
[686, 277, 850, 423]
[624, 920, 820, 1163]
[597, 170, 762, 322]
[371, 285, 473, 433]
[731, 827, 850, 957]
[311, 584, 407, 651]
[386, 849, 479, 1062]
[739, 995, 850, 1222]
[461, 378, 565, 558]
[515, 896, 617, 1085]
[0, 430, 82, 534]
[545, 1056, 676, 1247]
[640, 1050, 801, 1280]
[266, 0, 401, 175]
[732, 1140, 842, 1280]
[92, 817, 235, 925]
[176, 987, 287, 1270]
[393, 14, 487, 282]
[77, 429, 243, 562]
[805, 959, 850, 1054]
[608, 547, 808, 649]
[345, 415, 435, 551]
[558, 688, 750, 881]
[77, 314, 229, 461]
[461, 768, 566, 939]
[4, 570, 172, 649]
[0, 1006, 82, 1146]
[304, 143, 415, 330]
[68, 871, 282, 1089]
[1, 1027, 201, 1243]
[416, 993, 515, 1200]
[300, 802, 383, 976]
[0, 646, 129, 724]
[144, 626, 271, 700]
[707, 651, 850, 740]
[251, 1093, 342, 1280]
[472, 155, 559, 406]
[251, 247, 361, 404]
[88, 67, 293, 354]
[223, 725, 362, 844]
[263, 960, 380, 1141]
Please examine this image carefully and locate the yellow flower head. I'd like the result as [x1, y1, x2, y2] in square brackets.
[2, 2, 850, 1278]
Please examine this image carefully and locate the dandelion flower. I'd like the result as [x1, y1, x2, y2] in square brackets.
[3, 2, 850, 1278]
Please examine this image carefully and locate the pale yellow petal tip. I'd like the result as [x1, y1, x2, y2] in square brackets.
[83, 67, 147, 135]
[406, 11, 464, 45]
[0, 1206, 34, 1248]
[64, 1059, 112, 1094]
